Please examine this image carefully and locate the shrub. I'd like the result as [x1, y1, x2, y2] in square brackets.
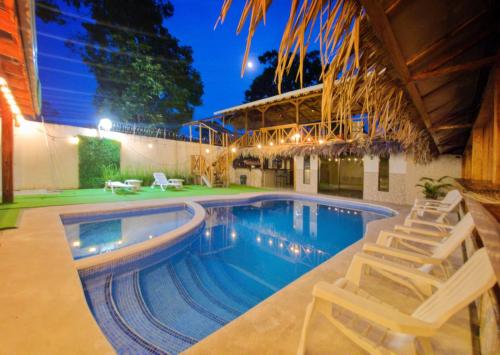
[79, 136, 121, 188]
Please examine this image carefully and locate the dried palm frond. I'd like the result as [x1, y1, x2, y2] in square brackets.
[216, 0, 435, 163]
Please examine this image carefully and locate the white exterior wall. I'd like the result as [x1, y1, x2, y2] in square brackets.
[229, 152, 462, 206]
[9, 121, 219, 190]
[294, 155, 319, 194]
[363, 153, 462, 205]
[230, 168, 263, 187]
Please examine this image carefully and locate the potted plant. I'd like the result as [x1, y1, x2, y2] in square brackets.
[416, 176, 454, 200]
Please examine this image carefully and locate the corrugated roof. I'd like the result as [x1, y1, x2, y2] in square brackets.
[214, 83, 323, 115]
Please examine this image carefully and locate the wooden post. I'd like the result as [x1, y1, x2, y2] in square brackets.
[493, 66, 500, 184]
[189, 125, 192, 142]
[0, 94, 14, 203]
[295, 100, 300, 125]
[261, 109, 265, 128]
[244, 110, 248, 132]
[471, 128, 484, 180]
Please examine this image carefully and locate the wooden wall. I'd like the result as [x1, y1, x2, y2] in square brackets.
[462, 65, 500, 183]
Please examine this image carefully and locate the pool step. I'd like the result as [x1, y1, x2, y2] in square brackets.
[188, 253, 261, 309]
[84, 274, 167, 355]
[111, 272, 197, 354]
[83, 254, 271, 354]
[139, 261, 224, 340]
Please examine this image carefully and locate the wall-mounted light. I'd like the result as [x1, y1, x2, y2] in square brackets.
[98, 118, 112, 132]
[148, 143, 153, 149]
[205, 148, 210, 153]
[68, 136, 80, 145]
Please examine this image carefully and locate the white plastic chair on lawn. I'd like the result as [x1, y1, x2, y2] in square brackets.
[360, 213, 475, 297]
[151, 172, 182, 190]
[297, 248, 496, 355]
[405, 190, 463, 228]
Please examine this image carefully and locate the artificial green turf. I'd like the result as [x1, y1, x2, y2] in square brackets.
[0, 185, 267, 230]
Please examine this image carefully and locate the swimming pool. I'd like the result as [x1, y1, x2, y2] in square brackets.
[79, 197, 393, 354]
[63, 205, 193, 259]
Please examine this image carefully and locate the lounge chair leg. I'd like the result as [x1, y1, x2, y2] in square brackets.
[297, 300, 317, 355]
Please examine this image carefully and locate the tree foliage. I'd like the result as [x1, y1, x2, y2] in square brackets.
[38, 0, 203, 125]
[244, 50, 322, 102]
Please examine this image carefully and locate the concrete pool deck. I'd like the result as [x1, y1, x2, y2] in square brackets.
[0, 192, 472, 354]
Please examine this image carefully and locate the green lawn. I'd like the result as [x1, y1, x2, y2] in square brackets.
[0, 185, 267, 230]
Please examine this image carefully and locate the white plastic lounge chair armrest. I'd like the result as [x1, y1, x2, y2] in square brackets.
[411, 206, 446, 214]
[378, 230, 442, 246]
[394, 225, 447, 238]
[404, 218, 454, 230]
[363, 243, 442, 264]
[414, 200, 450, 207]
[312, 281, 435, 336]
[347, 253, 443, 288]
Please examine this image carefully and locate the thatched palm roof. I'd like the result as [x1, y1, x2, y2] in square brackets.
[216, 0, 499, 162]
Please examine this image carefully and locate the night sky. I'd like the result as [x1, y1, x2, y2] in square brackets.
[37, 0, 293, 129]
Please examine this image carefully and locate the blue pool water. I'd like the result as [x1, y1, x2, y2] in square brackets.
[63, 205, 193, 259]
[79, 198, 393, 354]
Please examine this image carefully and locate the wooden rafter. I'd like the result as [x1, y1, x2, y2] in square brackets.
[431, 123, 473, 131]
[423, 30, 493, 73]
[411, 55, 499, 82]
[360, 0, 439, 151]
[405, 10, 487, 67]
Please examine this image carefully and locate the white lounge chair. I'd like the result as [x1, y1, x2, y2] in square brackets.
[297, 248, 496, 355]
[361, 213, 475, 297]
[413, 189, 462, 209]
[406, 189, 463, 226]
[104, 180, 139, 193]
[151, 172, 182, 190]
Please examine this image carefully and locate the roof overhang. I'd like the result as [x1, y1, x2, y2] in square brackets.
[0, 0, 40, 118]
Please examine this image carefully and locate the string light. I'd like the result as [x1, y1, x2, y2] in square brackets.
[231, 147, 237, 153]
[269, 141, 274, 146]
[205, 148, 210, 153]
[257, 144, 262, 149]
[0, 77, 26, 126]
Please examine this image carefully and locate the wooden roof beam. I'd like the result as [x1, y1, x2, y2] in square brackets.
[411, 55, 499, 82]
[360, 0, 439, 152]
[423, 30, 494, 73]
[431, 123, 473, 132]
[385, 0, 405, 16]
[405, 10, 488, 67]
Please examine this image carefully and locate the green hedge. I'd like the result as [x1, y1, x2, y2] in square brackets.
[78, 135, 121, 188]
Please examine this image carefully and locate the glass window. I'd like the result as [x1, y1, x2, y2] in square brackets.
[378, 157, 389, 192]
[303, 156, 311, 184]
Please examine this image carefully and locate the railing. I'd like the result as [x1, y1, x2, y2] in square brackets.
[231, 120, 365, 148]
[191, 151, 229, 187]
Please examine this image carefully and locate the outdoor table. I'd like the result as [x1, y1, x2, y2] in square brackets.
[169, 179, 184, 188]
[124, 179, 142, 190]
